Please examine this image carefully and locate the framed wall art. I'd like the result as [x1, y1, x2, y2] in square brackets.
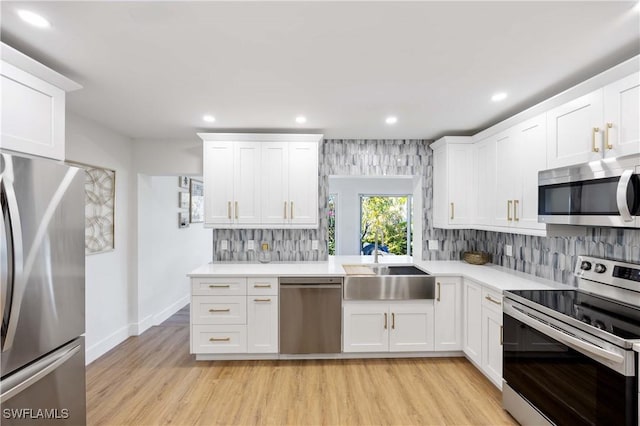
[179, 175, 189, 189]
[82, 165, 116, 255]
[189, 179, 204, 223]
[179, 191, 190, 209]
[179, 212, 190, 228]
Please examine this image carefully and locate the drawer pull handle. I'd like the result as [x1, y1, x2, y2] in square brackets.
[485, 295, 502, 305]
[209, 285, 230, 288]
[254, 298, 271, 302]
[209, 337, 230, 342]
[253, 284, 272, 288]
[209, 308, 230, 313]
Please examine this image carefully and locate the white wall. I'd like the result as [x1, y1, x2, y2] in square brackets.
[137, 176, 212, 333]
[328, 176, 415, 255]
[65, 112, 134, 364]
[133, 138, 202, 176]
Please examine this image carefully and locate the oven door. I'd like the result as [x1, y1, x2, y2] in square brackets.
[503, 302, 637, 426]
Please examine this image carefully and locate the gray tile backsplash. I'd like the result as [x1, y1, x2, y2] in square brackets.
[212, 139, 640, 286]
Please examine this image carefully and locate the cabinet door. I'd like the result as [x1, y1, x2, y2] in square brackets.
[287, 142, 319, 225]
[514, 114, 547, 231]
[547, 89, 604, 168]
[247, 296, 278, 353]
[432, 146, 447, 228]
[234, 142, 261, 224]
[473, 138, 496, 226]
[603, 72, 640, 158]
[482, 305, 503, 389]
[261, 142, 289, 225]
[448, 144, 473, 225]
[463, 280, 482, 366]
[434, 278, 462, 351]
[494, 131, 516, 228]
[203, 141, 235, 225]
[343, 303, 389, 352]
[1, 62, 66, 160]
[389, 303, 434, 352]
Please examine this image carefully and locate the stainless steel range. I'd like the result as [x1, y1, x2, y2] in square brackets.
[503, 255, 640, 426]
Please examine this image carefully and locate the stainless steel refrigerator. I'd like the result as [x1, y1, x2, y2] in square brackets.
[0, 151, 86, 425]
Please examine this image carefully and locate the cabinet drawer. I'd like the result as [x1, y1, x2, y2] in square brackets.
[482, 288, 503, 313]
[192, 296, 246, 325]
[192, 325, 247, 354]
[191, 277, 247, 296]
[247, 277, 278, 295]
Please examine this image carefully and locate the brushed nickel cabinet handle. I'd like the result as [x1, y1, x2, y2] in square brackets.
[209, 308, 230, 313]
[284, 201, 287, 219]
[437, 282, 441, 302]
[592, 127, 600, 152]
[253, 298, 271, 302]
[253, 284, 271, 288]
[450, 202, 454, 220]
[227, 201, 231, 219]
[290, 201, 294, 220]
[209, 337, 230, 342]
[235, 201, 239, 219]
[384, 313, 388, 330]
[391, 313, 395, 330]
[507, 200, 512, 221]
[500, 325, 503, 346]
[209, 284, 230, 288]
[513, 200, 519, 222]
[485, 295, 502, 306]
[605, 122, 613, 149]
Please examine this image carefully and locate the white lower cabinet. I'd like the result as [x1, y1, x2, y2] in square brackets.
[343, 301, 434, 353]
[463, 279, 503, 389]
[190, 276, 278, 355]
[247, 295, 278, 353]
[434, 277, 462, 351]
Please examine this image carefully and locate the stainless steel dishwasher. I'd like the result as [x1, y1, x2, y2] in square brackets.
[279, 277, 342, 354]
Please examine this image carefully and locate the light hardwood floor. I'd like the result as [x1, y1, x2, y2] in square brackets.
[87, 306, 517, 426]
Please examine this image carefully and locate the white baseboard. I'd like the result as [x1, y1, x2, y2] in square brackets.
[153, 295, 189, 325]
[129, 315, 153, 336]
[85, 325, 130, 365]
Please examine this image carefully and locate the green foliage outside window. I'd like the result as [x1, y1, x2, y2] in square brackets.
[361, 196, 410, 255]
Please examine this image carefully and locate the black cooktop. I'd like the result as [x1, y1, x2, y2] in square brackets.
[507, 289, 640, 340]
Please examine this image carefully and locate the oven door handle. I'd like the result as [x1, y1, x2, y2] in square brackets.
[616, 169, 634, 223]
[505, 304, 625, 365]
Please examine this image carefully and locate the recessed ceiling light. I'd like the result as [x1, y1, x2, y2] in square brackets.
[491, 92, 508, 102]
[295, 116, 307, 124]
[202, 114, 215, 123]
[385, 116, 398, 125]
[17, 10, 50, 28]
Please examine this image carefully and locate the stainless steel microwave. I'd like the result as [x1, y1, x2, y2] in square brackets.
[538, 154, 640, 228]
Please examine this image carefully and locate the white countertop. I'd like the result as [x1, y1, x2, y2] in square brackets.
[188, 255, 568, 293]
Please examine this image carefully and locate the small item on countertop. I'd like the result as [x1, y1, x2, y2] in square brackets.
[463, 251, 490, 265]
[258, 243, 271, 263]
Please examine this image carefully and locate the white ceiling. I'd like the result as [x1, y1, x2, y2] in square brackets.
[1, 1, 639, 141]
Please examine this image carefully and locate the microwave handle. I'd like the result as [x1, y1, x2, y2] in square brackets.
[616, 170, 635, 223]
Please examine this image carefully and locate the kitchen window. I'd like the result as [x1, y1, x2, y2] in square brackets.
[360, 195, 412, 256]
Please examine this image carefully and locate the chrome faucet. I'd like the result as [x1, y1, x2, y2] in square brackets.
[373, 229, 382, 263]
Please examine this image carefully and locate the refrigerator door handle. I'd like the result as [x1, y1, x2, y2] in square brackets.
[0, 155, 24, 352]
[0, 341, 81, 403]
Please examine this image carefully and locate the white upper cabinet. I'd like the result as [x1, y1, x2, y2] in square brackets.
[203, 141, 260, 226]
[603, 72, 640, 159]
[547, 71, 640, 168]
[199, 133, 321, 229]
[1, 43, 81, 160]
[472, 137, 496, 226]
[546, 89, 604, 168]
[431, 137, 474, 229]
[492, 115, 546, 233]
